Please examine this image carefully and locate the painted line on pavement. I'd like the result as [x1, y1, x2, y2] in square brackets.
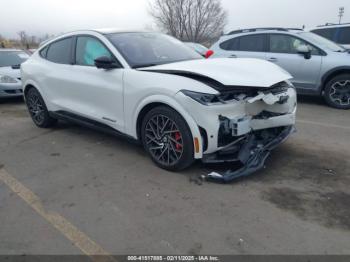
[0, 167, 117, 262]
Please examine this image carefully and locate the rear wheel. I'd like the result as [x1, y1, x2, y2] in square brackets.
[25, 88, 57, 128]
[324, 74, 350, 109]
[141, 106, 195, 171]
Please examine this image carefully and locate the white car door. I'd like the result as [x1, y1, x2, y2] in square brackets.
[43, 36, 125, 132]
[267, 34, 322, 90]
[68, 36, 125, 132]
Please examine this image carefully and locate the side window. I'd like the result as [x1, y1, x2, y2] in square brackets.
[39, 46, 48, 58]
[337, 27, 350, 44]
[269, 34, 319, 55]
[46, 38, 72, 64]
[312, 28, 336, 41]
[238, 34, 265, 52]
[220, 38, 239, 51]
[76, 36, 113, 66]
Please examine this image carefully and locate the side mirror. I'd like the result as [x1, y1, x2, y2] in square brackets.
[94, 56, 120, 69]
[297, 45, 312, 59]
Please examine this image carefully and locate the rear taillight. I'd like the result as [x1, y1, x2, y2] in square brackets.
[205, 50, 214, 59]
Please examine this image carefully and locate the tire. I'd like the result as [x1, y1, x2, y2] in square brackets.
[25, 87, 57, 128]
[324, 74, 350, 109]
[141, 106, 195, 171]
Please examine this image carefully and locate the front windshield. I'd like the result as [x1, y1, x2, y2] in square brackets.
[0, 51, 30, 67]
[299, 32, 346, 52]
[106, 33, 203, 68]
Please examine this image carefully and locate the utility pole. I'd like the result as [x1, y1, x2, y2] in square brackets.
[339, 7, 345, 24]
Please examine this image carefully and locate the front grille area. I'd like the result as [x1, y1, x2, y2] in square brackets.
[265, 81, 290, 95]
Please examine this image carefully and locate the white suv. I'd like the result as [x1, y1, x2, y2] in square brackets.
[310, 23, 350, 50]
[211, 28, 350, 109]
[21, 29, 297, 182]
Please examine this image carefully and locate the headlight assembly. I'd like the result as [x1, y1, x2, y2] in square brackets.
[181, 90, 242, 106]
[181, 90, 219, 105]
[0, 75, 17, 84]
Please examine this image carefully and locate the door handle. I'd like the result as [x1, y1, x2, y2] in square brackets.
[268, 57, 278, 62]
[229, 54, 237, 58]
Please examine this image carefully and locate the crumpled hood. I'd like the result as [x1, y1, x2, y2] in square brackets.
[0, 66, 21, 78]
[141, 58, 292, 88]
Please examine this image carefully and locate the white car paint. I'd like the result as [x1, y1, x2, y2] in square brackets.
[21, 29, 297, 165]
[147, 58, 291, 87]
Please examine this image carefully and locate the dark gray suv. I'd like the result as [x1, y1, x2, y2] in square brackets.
[211, 28, 350, 109]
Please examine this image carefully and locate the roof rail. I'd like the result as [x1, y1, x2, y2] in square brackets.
[227, 27, 303, 35]
[317, 22, 350, 27]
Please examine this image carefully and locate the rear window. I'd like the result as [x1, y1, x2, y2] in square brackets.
[220, 34, 265, 52]
[239, 34, 265, 52]
[46, 37, 72, 64]
[0, 51, 29, 67]
[220, 38, 239, 51]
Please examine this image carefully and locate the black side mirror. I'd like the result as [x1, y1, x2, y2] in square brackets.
[297, 45, 312, 60]
[94, 56, 120, 69]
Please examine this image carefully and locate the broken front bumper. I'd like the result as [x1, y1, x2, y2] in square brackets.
[202, 125, 295, 183]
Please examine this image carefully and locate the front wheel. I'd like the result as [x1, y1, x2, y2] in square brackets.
[324, 74, 350, 109]
[141, 106, 195, 171]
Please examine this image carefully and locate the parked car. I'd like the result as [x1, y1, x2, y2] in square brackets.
[0, 49, 29, 98]
[211, 28, 350, 109]
[310, 23, 350, 50]
[27, 49, 37, 55]
[184, 42, 209, 57]
[21, 29, 297, 182]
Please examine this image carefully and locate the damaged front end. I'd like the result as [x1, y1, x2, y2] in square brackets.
[198, 82, 297, 183]
[203, 126, 295, 182]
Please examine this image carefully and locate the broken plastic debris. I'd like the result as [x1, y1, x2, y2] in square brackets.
[203, 126, 295, 183]
[207, 172, 224, 179]
[247, 91, 283, 105]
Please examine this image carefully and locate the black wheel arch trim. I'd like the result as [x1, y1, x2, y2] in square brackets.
[321, 66, 350, 88]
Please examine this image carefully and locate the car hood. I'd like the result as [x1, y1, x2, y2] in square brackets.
[140, 58, 292, 89]
[0, 66, 21, 78]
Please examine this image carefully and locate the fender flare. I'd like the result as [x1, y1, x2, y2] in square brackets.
[23, 79, 44, 99]
[131, 95, 203, 159]
[321, 66, 350, 87]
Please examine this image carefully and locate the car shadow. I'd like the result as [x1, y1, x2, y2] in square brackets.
[297, 95, 325, 106]
[0, 96, 24, 104]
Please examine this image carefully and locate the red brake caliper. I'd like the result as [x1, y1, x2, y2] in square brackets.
[175, 132, 182, 151]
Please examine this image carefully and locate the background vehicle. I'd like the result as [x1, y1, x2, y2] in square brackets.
[211, 28, 350, 109]
[184, 42, 209, 57]
[310, 23, 350, 50]
[21, 29, 296, 180]
[0, 49, 29, 98]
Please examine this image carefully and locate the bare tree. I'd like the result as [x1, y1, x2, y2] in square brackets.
[149, 0, 227, 45]
[17, 31, 28, 47]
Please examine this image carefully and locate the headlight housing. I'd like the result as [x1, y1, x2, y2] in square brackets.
[0, 75, 17, 84]
[181, 81, 294, 106]
[181, 90, 243, 106]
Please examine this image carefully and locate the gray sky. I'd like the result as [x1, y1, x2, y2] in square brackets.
[0, 0, 349, 39]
